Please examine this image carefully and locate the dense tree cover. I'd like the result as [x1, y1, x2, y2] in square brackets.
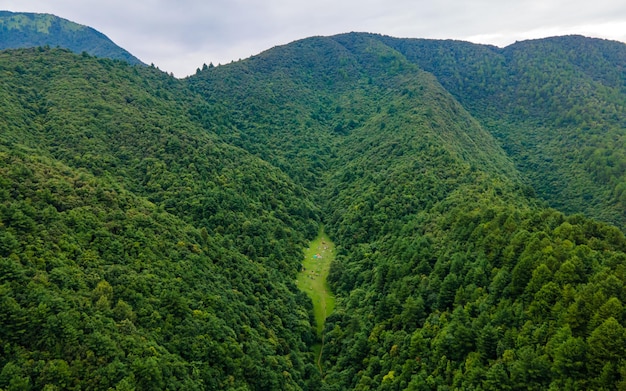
[188, 34, 519, 194]
[0, 146, 319, 390]
[189, 33, 626, 389]
[0, 11, 143, 65]
[381, 34, 626, 228]
[320, 146, 626, 389]
[0, 48, 321, 390]
[188, 36, 360, 191]
[0, 47, 319, 267]
[323, 203, 626, 389]
[2, 30, 626, 390]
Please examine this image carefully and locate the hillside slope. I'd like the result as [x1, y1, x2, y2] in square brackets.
[188, 33, 521, 194]
[0, 11, 143, 65]
[382, 34, 626, 228]
[0, 48, 321, 390]
[190, 33, 626, 389]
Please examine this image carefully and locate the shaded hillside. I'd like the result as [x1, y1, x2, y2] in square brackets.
[0, 11, 143, 65]
[382, 34, 626, 228]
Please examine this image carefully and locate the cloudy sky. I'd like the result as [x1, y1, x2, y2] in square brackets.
[1, 0, 625, 77]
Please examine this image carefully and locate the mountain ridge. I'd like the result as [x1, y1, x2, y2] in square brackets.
[0, 11, 144, 65]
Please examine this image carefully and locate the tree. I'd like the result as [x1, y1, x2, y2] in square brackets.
[588, 317, 626, 363]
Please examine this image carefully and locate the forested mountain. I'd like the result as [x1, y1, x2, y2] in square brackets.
[189, 33, 626, 390]
[2, 24, 626, 390]
[380, 34, 626, 228]
[0, 47, 321, 390]
[0, 11, 143, 65]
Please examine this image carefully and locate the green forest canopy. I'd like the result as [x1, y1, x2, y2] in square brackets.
[1, 32, 626, 390]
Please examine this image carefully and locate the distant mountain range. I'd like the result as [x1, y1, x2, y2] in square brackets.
[0, 11, 143, 65]
[1, 12, 626, 390]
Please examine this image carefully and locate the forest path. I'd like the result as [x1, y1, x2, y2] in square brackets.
[296, 227, 335, 374]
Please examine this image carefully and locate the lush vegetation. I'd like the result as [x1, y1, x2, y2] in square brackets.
[1, 28, 626, 390]
[188, 33, 626, 389]
[381, 34, 626, 229]
[0, 47, 321, 390]
[0, 11, 143, 65]
[324, 199, 626, 390]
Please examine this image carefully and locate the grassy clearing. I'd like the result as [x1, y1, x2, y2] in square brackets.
[296, 227, 335, 336]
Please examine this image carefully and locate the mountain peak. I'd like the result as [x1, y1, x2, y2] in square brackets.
[0, 10, 144, 65]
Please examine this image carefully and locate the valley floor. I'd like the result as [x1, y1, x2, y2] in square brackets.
[296, 227, 336, 373]
[297, 227, 336, 334]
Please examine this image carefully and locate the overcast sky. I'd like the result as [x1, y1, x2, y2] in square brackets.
[1, 0, 625, 77]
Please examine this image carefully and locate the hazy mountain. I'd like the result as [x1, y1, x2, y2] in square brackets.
[1, 19, 626, 390]
[0, 11, 143, 65]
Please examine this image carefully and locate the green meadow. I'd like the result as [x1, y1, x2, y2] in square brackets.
[297, 227, 335, 336]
